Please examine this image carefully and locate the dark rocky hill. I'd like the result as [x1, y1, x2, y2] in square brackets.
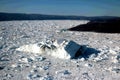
[68, 18, 120, 33]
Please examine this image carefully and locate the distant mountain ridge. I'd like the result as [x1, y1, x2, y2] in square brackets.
[0, 12, 120, 21]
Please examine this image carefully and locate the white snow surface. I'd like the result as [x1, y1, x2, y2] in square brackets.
[0, 20, 120, 80]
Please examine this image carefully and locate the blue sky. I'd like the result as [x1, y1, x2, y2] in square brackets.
[0, 0, 120, 16]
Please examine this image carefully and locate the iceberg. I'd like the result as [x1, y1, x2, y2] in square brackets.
[16, 39, 86, 59]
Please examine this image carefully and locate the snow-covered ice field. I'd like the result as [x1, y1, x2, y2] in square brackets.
[0, 20, 120, 80]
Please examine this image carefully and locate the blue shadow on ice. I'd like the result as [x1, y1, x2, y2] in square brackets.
[81, 47, 100, 60]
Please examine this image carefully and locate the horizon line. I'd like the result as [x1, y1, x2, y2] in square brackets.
[0, 12, 120, 17]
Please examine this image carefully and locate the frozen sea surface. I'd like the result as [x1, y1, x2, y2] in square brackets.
[0, 20, 120, 80]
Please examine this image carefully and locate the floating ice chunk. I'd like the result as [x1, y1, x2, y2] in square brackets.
[16, 39, 86, 59]
[84, 63, 92, 67]
[11, 64, 17, 68]
[35, 56, 46, 61]
[55, 70, 71, 75]
[111, 56, 119, 63]
[109, 49, 117, 55]
[19, 57, 28, 63]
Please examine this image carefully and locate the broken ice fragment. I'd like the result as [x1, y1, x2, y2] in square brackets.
[79, 57, 85, 61]
[84, 63, 92, 67]
[60, 29, 68, 32]
[56, 70, 71, 75]
[11, 64, 17, 68]
[19, 57, 28, 63]
[35, 56, 46, 61]
[111, 56, 118, 63]
[0, 55, 10, 61]
[43, 66, 49, 70]
[63, 70, 71, 75]
[6, 74, 14, 78]
[109, 49, 117, 55]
